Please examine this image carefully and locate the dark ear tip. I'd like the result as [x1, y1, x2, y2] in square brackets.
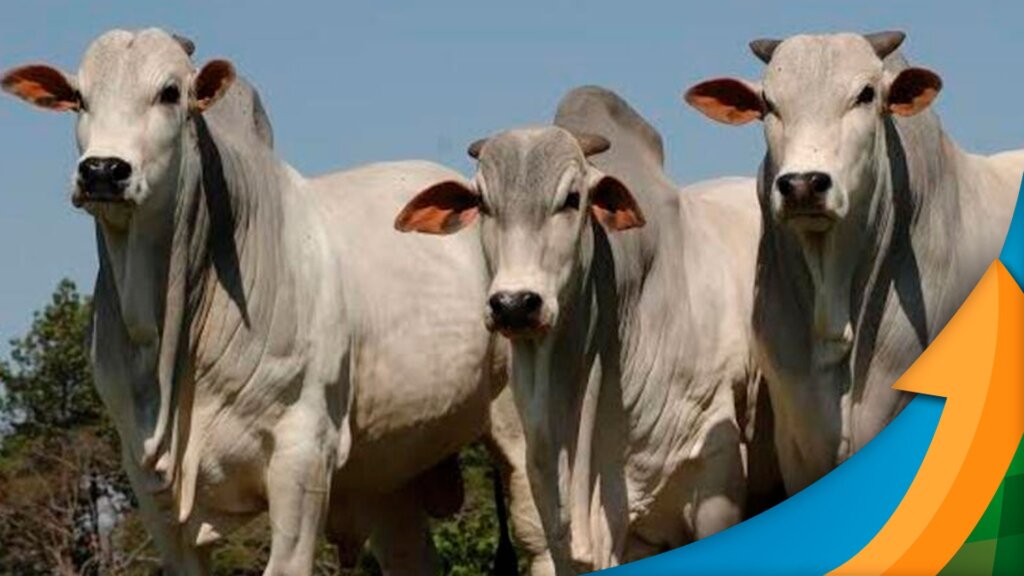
[212, 59, 236, 76]
[0, 71, 16, 91]
[684, 79, 720, 98]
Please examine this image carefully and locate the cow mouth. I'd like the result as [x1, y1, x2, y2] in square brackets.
[492, 322, 551, 341]
[782, 208, 839, 230]
[72, 185, 130, 208]
[73, 193, 130, 208]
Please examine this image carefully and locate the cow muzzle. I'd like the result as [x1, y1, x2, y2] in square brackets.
[775, 171, 840, 231]
[487, 290, 549, 339]
[73, 156, 133, 207]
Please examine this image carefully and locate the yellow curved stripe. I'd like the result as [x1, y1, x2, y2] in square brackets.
[832, 262, 1024, 575]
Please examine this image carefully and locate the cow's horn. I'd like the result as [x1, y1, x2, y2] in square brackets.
[468, 132, 610, 159]
[572, 131, 610, 157]
[864, 30, 906, 59]
[172, 33, 196, 57]
[750, 38, 782, 64]
[467, 138, 488, 159]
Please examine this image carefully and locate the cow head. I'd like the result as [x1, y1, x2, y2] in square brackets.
[2, 29, 235, 229]
[684, 31, 942, 233]
[395, 127, 644, 339]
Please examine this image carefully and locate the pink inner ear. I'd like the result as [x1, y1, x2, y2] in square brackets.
[592, 205, 644, 231]
[888, 68, 942, 116]
[395, 181, 480, 235]
[194, 60, 236, 110]
[685, 78, 762, 125]
[1, 65, 77, 110]
[590, 176, 645, 231]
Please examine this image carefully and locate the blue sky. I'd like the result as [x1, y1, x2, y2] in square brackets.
[1, 1, 1022, 349]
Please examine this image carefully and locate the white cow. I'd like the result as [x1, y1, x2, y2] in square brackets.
[396, 86, 763, 573]
[1, 28, 528, 575]
[685, 31, 1024, 493]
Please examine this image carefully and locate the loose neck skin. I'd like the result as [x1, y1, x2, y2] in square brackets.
[789, 122, 893, 370]
[760, 110, 964, 484]
[760, 117, 900, 473]
[509, 219, 600, 571]
[511, 210, 674, 570]
[92, 113, 285, 499]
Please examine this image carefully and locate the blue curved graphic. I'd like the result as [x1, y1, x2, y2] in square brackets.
[605, 395, 943, 575]
[1000, 179, 1024, 288]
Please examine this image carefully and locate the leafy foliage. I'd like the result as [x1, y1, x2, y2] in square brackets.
[0, 280, 518, 574]
[0, 279, 102, 436]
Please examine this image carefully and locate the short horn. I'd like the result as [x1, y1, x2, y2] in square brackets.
[172, 33, 196, 57]
[467, 137, 488, 159]
[864, 30, 905, 59]
[572, 131, 610, 157]
[749, 38, 782, 64]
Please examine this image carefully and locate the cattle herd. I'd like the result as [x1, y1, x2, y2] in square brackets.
[1, 28, 1020, 576]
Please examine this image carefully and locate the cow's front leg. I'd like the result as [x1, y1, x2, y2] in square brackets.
[264, 408, 335, 576]
[123, 458, 212, 575]
[689, 418, 745, 540]
[486, 387, 556, 575]
[367, 484, 439, 576]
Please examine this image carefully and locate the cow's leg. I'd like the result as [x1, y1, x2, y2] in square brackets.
[504, 461, 556, 576]
[486, 387, 556, 576]
[689, 419, 745, 540]
[324, 488, 373, 568]
[367, 485, 439, 576]
[263, 407, 335, 576]
[124, 459, 211, 575]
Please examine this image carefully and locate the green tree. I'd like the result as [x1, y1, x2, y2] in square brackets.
[0, 279, 135, 575]
[0, 279, 102, 436]
[0, 280, 518, 575]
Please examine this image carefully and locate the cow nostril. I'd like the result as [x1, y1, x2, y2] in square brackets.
[488, 293, 509, 316]
[808, 172, 832, 194]
[109, 158, 132, 182]
[777, 174, 796, 197]
[78, 157, 102, 181]
[77, 157, 132, 195]
[488, 290, 543, 330]
[520, 292, 543, 314]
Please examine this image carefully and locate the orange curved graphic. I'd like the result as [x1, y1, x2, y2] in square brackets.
[832, 261, 1024, 575]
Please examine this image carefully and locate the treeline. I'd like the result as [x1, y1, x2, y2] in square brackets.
[0, 280, 510, 575]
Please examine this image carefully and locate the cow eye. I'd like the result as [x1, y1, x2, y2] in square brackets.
[74, 90, 87, 112]
[159, 84, 181, 105]
[561, 191, 580, 212]
[856, 85, 875, 106]
[762, 93, 778, 117]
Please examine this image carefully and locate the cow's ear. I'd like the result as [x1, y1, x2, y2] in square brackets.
[887, 67, 942, 116]
[192, 59, 236, 112]
[1, 65, 79, 112]
[395, 180, 481, 235]
[684, 78, 763, 125]
[589, 173, 645, 231]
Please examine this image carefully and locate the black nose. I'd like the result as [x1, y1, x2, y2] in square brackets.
[776, 171, 832, 203]
[488, 291, 544, 331]
[78, 157, 132, 197]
